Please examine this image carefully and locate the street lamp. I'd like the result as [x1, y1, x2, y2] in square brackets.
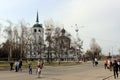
[74, 24, 84, 62]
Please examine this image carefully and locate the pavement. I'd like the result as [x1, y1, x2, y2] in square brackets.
[0, 61, 120, 80]
[41, 66, 120, 80]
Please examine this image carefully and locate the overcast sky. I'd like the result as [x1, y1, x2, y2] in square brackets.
[0, 0, 120, 55]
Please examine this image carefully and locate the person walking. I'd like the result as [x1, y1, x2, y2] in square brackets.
[37, 65, 41, 78]
[36, 59, 44, 74]
[15, 59, 19, 72]
[117, 60, 120, 72]
[109, 60, 113, 71]
[94, 58, 98, 66]
[19, 59, 22, 71]
[104, 60, 108, 69]
[28, 60, 32, 74]
[107, 59, 110, 69]
[36, 59, 40, 74]
[113, 60, 119, 79]
[9, 59, 14, 71]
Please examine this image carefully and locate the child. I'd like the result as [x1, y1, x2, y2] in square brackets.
[104, 60, 108, 69]
[15, 59, 19, 72]
[28, 60, 32, 74]
[37, 65, 41, 78]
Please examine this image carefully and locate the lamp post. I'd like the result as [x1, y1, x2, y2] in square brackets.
[74, 24, 84, 62]
[75, 24, 79, 39]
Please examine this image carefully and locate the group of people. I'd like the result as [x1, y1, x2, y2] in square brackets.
[28, 59, 44, 78]
[9, 58, 22, 72]
[9, 58, 44, 78]
[104, 59, 120, 79]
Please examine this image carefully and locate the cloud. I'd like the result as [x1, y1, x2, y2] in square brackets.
[51, 0, 120, 54]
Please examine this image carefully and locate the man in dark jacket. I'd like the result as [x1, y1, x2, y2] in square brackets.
[19, 59, 22, 71]
[10, 59, 14, 71]
[113, 60, 119, 79]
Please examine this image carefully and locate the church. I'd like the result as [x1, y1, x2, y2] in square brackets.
[27, 12, 76, 60]
[27, 12, 44, 58]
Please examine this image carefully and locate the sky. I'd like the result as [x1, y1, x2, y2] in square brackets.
[0, 0, 120, 55]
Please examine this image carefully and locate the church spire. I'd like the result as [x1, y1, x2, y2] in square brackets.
[36, 11, 39, 23]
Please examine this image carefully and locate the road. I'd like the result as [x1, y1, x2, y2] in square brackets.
[43, 62, 102, 76]
[0, 61, 119, 80]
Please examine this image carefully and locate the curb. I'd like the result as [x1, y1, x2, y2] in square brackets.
[102, 72, 120, 80]
[102, 75, 113, 80]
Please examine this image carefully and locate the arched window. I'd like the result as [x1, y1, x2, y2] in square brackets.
[34, 29, 37, 32]
[39, 29, 41, 32]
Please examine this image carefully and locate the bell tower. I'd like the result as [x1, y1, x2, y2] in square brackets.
[32, 12, 44, 58]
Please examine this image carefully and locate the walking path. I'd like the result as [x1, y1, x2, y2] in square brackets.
[41, 67, 119, 80]
[0, 61, 119, 80]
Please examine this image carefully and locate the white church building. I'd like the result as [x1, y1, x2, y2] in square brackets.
[27, 12, 44, 58]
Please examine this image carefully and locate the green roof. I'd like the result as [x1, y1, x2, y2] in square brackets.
[33, 23, 42, 28]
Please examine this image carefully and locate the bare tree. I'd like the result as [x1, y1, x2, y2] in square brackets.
[4, 21, 13, 60]
[52, 27, 61, 60]
[18, 20, 30, 58]
[90, 38, 101, 59]
[85, 50, 93, 60]
[44, 19, 55, 63]
[73, 37, 83, 61]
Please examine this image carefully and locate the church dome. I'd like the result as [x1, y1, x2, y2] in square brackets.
[33, 23, 42, 28]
